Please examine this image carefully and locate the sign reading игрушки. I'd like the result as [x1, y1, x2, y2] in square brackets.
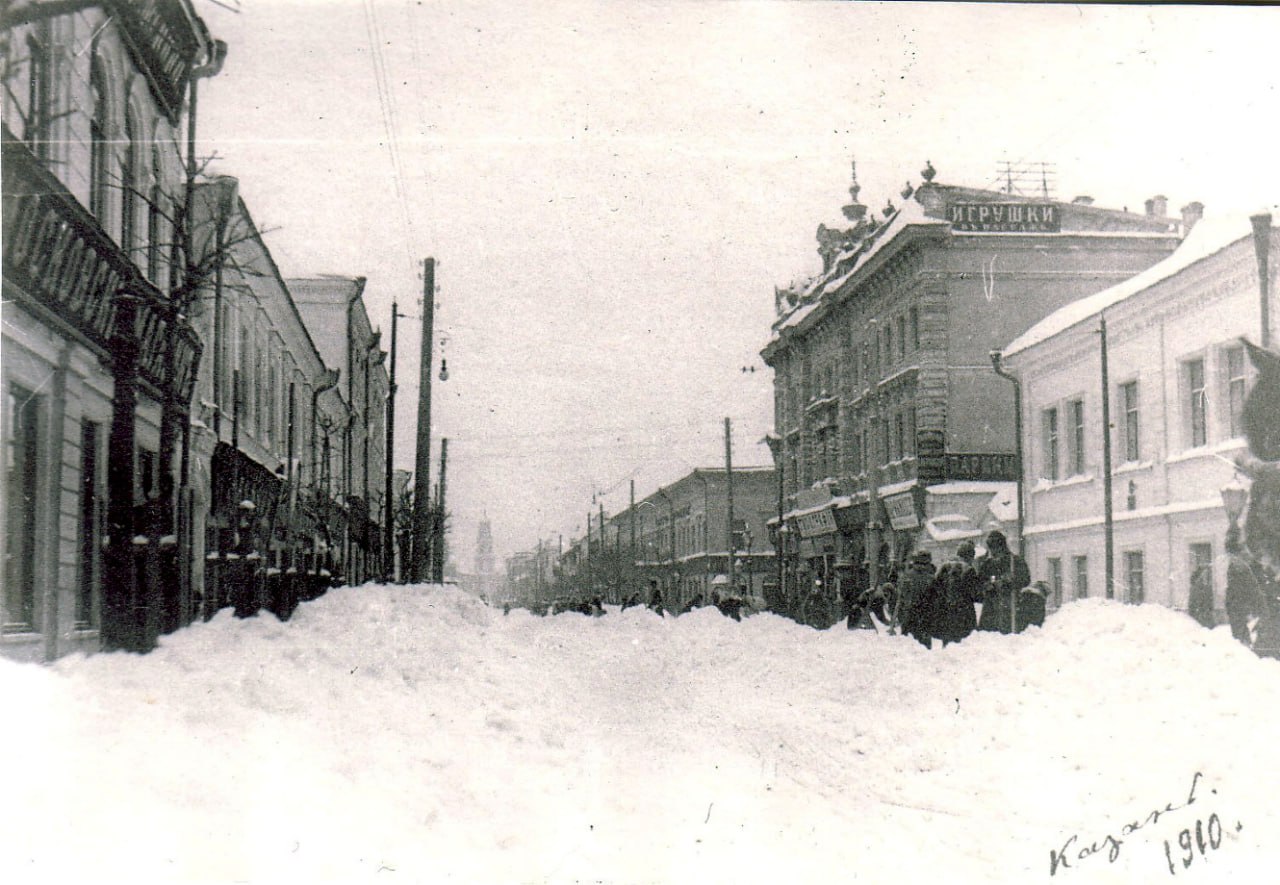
[948, 202, 1061, 233]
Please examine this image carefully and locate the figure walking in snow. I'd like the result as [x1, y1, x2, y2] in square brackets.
[1225, 527, 1263, 645]
[932, 540, 981, 645]
[895, 550, 937, 646]
[976, 531, 1031, 634]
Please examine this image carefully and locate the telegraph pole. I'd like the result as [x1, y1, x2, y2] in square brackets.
[410, 258, 435, 582]
[1100, 314, 1115, 599]
[433, 438, 448, 583]
[725, 417, 736, 594]
[383, 301, 398, 581]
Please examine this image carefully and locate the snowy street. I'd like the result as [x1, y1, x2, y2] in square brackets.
[3, 584, 1279, 883]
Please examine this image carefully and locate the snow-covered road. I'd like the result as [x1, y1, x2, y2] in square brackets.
[3, 584, 1278, 883]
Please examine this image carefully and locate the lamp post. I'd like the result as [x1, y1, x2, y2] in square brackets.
[1222, 477, 1249, 530]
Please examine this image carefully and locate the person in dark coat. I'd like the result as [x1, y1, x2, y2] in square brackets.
[1188, 563, 1216, 629]
[647, 581, 665, 615]
[622, 593, 642, 610]
[1225, 527, 1263, 645]
[1015, 581, 1048, 632]
[932, 540, 981, 645]
[976, 531, 1031, 634]
[718, 594, 744, 622]
[680, 592, 706, 615]
[895, 550, 938, 647]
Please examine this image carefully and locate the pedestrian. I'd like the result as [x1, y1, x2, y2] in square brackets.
[1015, 581, 1048, 632]
[718, 594, 744, 622]
[1188, 562, 1216, 629]
[647, 581, 665, 615]
[976, 530, 1031, 634]
[932, 540, 981, 645]
[1225, 527, 1263, 645]
[895, 549, 937, 647]
[680, 592, 706, 615]
[622, 593, 642, 610]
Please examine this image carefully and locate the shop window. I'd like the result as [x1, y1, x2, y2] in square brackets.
[5, 385, 41, 633]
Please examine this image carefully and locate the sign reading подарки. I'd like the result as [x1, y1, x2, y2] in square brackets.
[948, 202, 1061, 232]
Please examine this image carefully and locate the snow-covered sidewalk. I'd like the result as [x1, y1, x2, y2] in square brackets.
[4, 584, 1278, 883]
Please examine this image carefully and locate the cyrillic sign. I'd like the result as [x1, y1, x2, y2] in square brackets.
[883, 492, 920, 530]
[948, 203, 1060, 233]
[795, 508, 838, 538]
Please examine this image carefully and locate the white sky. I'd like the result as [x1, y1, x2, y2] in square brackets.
[6, 586, 1280, 882]
[193, 0, 1280, 566]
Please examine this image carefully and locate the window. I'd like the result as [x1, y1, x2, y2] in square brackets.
[5, 385, 41, 633]
[904, 407, 916, 457]
[1190, 542, 1214, 614]
[1047, 557, 1063, 607]
[883, 324, 893, 366]
[897, 315, 907, 359]
[1042, 407, 1060, 480]
[1120, 381, 1140, 462]
[881, 417, 891, 467]
[894, 411, 906, 461]
[1226, 345, 1247, 439]
[239, 326, 252, 430]
[137, 447, 157, 503]
[1186, 358, 1207, 448]
[122, 108, 140, 255]
[1124, 551, 1145, 604]
[850, 427, 863, 476]
[147, 146, 165, 285]
[1073, 555, 1088, 600]
[78, 421, 102, 629]
[909, 306, 920, 351]
[1067, 398, 1085, 476]
[89, 59, 110, 222]
[24, 26, 52, 159]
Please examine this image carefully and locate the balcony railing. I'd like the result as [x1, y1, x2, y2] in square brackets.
[2, 127, 201, 402]
[107, 0, 205, 123]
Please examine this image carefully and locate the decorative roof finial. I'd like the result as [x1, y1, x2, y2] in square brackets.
[921, 160, 936, 183]
[883, 199, 895, 218]
[841, 156, 867, 224]
[901, 181, 914, 200]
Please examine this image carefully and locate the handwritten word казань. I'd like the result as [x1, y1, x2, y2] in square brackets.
[1049, 772, 1204, 876]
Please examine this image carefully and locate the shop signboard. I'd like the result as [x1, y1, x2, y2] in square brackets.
[795, 508, 838, 538]
[945, 452, 1020, 482]
[883, 491, 920, 530]
[948, 202, 1061, 233]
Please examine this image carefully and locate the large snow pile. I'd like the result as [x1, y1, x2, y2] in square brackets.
[3, 585, 1279, 884]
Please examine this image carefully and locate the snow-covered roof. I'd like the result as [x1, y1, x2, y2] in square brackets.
[1004, 211, 1278, 357]
[772, 201, 947, 336]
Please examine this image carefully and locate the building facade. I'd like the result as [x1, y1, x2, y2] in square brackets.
[761, 163, 1185, 619]
[2, 2, 221, 659]
[289, 276, 390, 584]
[1000, 212, 1277, 618]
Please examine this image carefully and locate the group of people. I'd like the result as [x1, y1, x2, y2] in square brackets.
[846, 530, 1045, 647]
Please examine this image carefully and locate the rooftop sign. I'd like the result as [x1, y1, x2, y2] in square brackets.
[948, 202, 1060, 233]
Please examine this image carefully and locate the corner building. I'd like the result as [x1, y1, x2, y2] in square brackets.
[761, 164, 1184, 614]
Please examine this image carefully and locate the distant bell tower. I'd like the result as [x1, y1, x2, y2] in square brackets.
[475, 517, 495, 577]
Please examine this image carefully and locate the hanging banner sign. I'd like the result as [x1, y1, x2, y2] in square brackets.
[948, 202, 1061, 233]
[795, 508, 838, 538]
[883, 491, 921, 531]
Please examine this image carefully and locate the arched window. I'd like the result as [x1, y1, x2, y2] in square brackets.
[89, 58, 110, 222]
[121, 105, 140, 256]
[147, 145, 165, 284]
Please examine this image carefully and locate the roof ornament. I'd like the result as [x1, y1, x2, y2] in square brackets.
[883, 199, 895, 218]
[921, 160, 936, 183]
[900, 181, 914, 200]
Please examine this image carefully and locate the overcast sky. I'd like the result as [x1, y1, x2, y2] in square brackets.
[195, 0, 1280, 568]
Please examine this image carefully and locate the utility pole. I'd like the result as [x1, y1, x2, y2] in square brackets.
[725, 417, 736, 594]
[1100, 314, 1115, 599]
[630, 479, 636, 597]
[411, 258, 435, 582]
[432, 438, 448, 583]
[384, 301, 398, 581]
[599, 502, 606, 600]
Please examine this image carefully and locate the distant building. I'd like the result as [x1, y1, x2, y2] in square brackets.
[761, 162, 1185, 618]
[999, 211, 1276, 618]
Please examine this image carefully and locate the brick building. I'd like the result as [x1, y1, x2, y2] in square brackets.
[761, 162, 1185, 617]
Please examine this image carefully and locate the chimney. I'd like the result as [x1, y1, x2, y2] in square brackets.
[1072, 196, 1094, 206]
[1251, 212, 1272, 349]
[1180, 201, 1204, 234]
[1146, 194, 1168, 217]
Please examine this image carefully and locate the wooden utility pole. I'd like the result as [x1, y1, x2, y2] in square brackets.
[384, 301, 398, 581]
[432, 438, 448, 583]
[725, 417, 736, 594]
[1100, 314, 1115, 599]
[410, 258, 435, 582]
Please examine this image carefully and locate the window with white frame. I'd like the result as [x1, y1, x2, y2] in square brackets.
[1047, 557, 1063, 607]
[89, 57, 110, 224]
[1042, 407, 1060, 480]
[1120, 380, 1140, 462]
[1067, 398, 1085, 476]
[1073, 555, 1088, 599]
[1185, 357, 1207, 448]
[1124, 550, 1145, 604]
[1225, 344, 1247, 440]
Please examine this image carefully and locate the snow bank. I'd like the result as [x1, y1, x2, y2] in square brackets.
[3, 586, 1278, 883]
